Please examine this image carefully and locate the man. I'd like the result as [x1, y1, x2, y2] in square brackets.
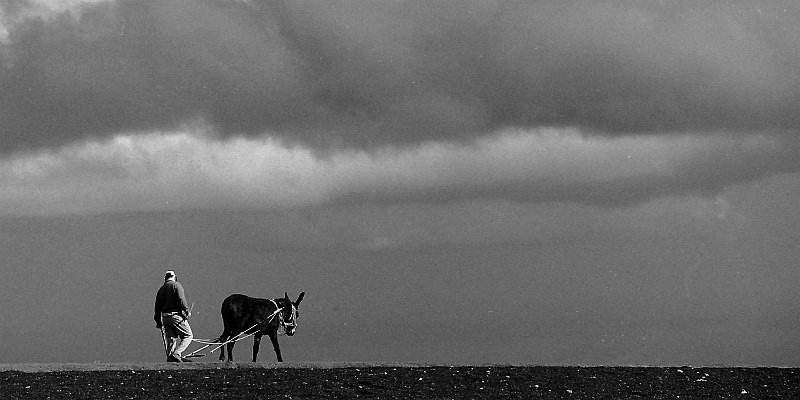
[154, 270, 193, 362]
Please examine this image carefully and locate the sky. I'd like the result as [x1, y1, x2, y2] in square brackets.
[1, 0, 800, 366]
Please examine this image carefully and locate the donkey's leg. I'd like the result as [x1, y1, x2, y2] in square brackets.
[218, 331, 229, 361]
[252, 333, 262, 362]
[226, 340, 236, 362]
[269, 332, 283, 362]
[218, 318, 233, 361]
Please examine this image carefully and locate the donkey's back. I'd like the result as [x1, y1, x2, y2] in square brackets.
[220, 294, 278, 333]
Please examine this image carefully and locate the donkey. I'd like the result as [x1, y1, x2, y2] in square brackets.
[218, 292, 305, 362]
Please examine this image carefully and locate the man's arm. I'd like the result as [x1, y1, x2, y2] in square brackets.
[176, 283, 190, 318]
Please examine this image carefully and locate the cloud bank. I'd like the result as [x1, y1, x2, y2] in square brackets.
[0, 126, 793, 215]
[1, 1, 800, 214]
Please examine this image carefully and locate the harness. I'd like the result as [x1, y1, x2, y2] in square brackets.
[184, 299, 296, 358]
[276, 300, 298, 335]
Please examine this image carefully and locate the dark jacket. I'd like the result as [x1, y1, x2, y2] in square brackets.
[154, 280, 190, 324]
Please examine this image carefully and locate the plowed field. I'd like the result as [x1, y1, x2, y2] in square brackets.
[1, 363, 798, 399]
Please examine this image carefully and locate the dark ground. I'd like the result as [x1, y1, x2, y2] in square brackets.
[1, 364, 799, 399]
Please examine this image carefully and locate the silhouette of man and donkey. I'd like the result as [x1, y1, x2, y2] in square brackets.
[154, 270, 305, 363]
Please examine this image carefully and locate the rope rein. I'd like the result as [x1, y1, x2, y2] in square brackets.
[184, 299, 293, 358]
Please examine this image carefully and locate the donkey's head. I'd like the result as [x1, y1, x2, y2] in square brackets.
[281, 291, 305, 336]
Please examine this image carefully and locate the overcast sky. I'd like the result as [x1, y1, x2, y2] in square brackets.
[2, 0, 800, 365]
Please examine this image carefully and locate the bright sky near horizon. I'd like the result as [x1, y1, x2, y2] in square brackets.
[1, 0, 800, 365]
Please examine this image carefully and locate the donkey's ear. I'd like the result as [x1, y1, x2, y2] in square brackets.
[295, 291, 305, 307]
[284, 291, 290, 301]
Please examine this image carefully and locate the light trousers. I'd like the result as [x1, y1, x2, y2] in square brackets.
[162, 314, 193, 358]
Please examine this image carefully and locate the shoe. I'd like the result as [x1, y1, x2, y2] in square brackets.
[180, 357, 193, 362]
[167, 355, 182, 362]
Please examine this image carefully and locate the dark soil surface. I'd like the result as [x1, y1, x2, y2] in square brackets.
[1, 363, 799, 399]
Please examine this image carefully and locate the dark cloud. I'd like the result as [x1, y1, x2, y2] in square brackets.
[2, 0, 800, 154]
